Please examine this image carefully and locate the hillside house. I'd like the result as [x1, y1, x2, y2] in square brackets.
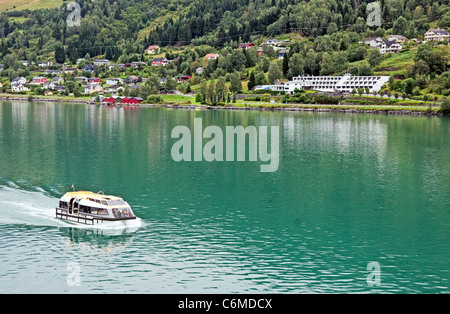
[205, 53, 219, 60]
[83, 64, 97, 73]
[38, 61, 52, 68]
[29, 77, 47, 85]
[94, 59, 110, 66]
[83, 84, 103, 94]
[106, 78, 123, 85]
[264, 39, 281, 46]
[278, 49, 290, 59]
[239, 43, 255, 49]
[11, 84, 30, 92]
[125, 76, 140, 84]
[379, 40, 402, 54]
[11, 77, 27, 87]
[177, 75, 191, 83]
[151, 58, 169, 66]
[88, 77, 102, 84]
[424, 29, 450, 42]
[388, 35, 407, 44]
[146, 45, 160, 54]
[364, 37, 383, 48]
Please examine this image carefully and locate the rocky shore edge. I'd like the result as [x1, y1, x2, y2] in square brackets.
[0, 95, 444, 116]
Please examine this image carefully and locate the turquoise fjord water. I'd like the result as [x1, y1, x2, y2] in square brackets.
[0, 101, 449, 293]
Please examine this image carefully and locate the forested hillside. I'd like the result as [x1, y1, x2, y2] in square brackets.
[1, 0, 448, 60]
[0, 0, 449, 99]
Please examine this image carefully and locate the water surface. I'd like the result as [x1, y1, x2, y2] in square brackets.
[0, 101, 449, 293]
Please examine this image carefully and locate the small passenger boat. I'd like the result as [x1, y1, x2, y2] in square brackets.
[56, 191, 137, 225]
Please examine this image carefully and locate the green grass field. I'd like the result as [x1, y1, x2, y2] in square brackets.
[0, 0, 62, 12]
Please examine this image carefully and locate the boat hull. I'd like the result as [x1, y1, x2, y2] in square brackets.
[56, 208, 136, 225]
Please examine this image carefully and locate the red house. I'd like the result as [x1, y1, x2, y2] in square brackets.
[239, 43, 255, 49]
[103, 97, 116, 104]
[29, 77, 47, 85]
[177, 75, 191, 83]
[88, 78, 102, 83]
[122, 97, 144, 104]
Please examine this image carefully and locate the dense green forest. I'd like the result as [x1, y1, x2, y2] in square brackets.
[0, 0, 449, 97]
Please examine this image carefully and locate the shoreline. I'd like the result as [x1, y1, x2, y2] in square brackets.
[0, 95, 444, 116]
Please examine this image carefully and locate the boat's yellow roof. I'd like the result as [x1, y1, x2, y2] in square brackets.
[64, 191, 122, 201]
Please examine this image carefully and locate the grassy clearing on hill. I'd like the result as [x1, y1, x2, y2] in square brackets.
[0, 0, 62, 12]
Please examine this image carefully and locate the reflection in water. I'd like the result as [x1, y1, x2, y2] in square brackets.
[60, 227, 136, 256]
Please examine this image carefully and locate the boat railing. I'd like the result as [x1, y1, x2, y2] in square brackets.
[55, 208, 104, 225]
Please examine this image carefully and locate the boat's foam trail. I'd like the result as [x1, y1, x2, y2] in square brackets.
[0, 185, 65, 227]
[0, 185, 143, 232]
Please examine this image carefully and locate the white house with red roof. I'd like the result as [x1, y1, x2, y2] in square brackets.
[146, 45, 160, 54]
[205, 53, 219, 60]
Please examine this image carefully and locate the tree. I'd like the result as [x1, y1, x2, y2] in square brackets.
[54, 42, 66, 64]
[200, 80, 208, 100]
[207, 82, 215, 102]
[414, 43, 433, 63]
[257, 57, 271, 73]
[368, 49, 383, 69]
[392, 16, 408, 35]
[288, 53, 304, 79]
[440, 98, 450, 115]
[195, 93, 203, 103]
[248, 71, 256, 90]
[358, 62, 374, 76]
[255, 72, 268, 85]
[334, 51, 349, 74]
[215, 77, 226, 100]
[319, 52, 334, 75]
[388, 75, 395, 90]
[402, 78, 415, 95]
[282, 53, 289, 77]
[327, 22, 338, 35]
[347, 45, 366, 62]
[165, 78, 177, 91]
[304, 52, 316, 75]
[268, 63, 282, 84]
[229, 72, 242, 94]
[413, 60, 430, 77]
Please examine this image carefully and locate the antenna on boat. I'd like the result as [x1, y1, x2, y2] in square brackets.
[71, 184, 75, 192]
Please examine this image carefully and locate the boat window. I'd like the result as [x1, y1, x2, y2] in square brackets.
[116, 200, 126, 205]
[101, 200, 108, 205]
[108, 200, 118, 206]
[89, 207, 108, 215]
[79, 205, 91, 213]
[59, 201, 69, 209]
[112, 207, 134, 218]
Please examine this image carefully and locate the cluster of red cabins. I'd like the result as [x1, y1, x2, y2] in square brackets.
[102, 96, 144, 105]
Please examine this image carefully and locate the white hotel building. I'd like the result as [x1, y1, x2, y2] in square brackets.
[256, 74, 389, 94]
